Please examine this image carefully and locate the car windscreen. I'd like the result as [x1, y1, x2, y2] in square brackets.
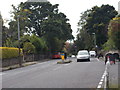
[78, 51, 88, 55]
[90, 51, 95, 54]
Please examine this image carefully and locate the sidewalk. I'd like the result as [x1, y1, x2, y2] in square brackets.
[108, 61, 119, 88]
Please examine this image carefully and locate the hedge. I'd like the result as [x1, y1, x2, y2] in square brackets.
[0, 47, 23, 59]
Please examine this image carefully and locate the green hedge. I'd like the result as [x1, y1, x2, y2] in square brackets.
[0, 47, 23, 59]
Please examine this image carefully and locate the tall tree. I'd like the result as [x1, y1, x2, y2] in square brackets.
[107, 15, 120, 50]
[85, 5, 117, 47]
[77, 4, 118, 50]
[9, 1, 73, 53]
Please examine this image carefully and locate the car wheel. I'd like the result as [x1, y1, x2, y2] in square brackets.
[88, 59, 90, 61]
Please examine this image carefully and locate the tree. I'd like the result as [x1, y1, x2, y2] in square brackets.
[9, 1, 73, 54]
[85, 5, 117, 47]
[18, 2, 60, 37]
[77, 4, 118, 50]
[106, 15, 120, 50]
[19, 35, 48, 54]
[30, 35, 48, 54]
[75, 29, 94, 51]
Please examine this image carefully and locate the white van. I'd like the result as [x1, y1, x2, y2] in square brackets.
[89, 51, 96, 57]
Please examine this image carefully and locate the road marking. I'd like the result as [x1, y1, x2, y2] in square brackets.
[97, 85, 102, 88]
[99, 81, 103, 85]
[97, 67, 108, 89]
[100, 79, 104, 82]
[97, 70, 105, 88]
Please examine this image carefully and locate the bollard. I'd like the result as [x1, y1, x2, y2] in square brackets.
[61, 53, 64, 63]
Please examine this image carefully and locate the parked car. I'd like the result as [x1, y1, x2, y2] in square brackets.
[52, 52, 61, 59]
[89, 51, 96, 57]
[77, 50, 90, 62]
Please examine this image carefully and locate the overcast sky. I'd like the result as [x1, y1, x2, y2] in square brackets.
[0, 0, 120, 37]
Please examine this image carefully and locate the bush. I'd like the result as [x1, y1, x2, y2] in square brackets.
[23, 42, 35, 54]
[0, 47, 23, 59]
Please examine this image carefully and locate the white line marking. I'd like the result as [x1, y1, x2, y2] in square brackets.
[97, 85, 102, 88]
[102, 76, 104, 79]
[97, 68, 106, 88]
[99, 82, 103, 85]
[100, 79, 104, 82]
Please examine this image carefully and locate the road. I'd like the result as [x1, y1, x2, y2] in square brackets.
[1, 57, 118, 88]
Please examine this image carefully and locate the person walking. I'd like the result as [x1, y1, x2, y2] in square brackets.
[105, 53, 112, 65]
[64, 52, 67, 60]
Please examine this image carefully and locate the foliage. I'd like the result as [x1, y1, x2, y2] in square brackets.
[76, 4, 118, 51]
[30, 35, 48, 54]
[20, 35, 48, 54]
[75, 28, 94, 52]
[43, 34, 64, 53]
[106, 15, 120, 50]
[8, 1, 73, 54]
[85, 5, 117, 47]
[41, 12, 73, 40]
[103, 39, 116, 51]
[23, 42, 35, 54]
[0, 47, 22, 59]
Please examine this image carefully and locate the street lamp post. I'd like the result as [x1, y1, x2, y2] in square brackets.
[92, 33, 96, 48]
[17, 15, 22, 67]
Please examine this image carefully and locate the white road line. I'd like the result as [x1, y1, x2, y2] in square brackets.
[97, 69, 106, 89]
[100, 79, 104, 82]
[97, 85, 102, 88]
[99, 82, 103, 85]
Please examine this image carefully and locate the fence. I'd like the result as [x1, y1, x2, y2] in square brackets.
[2, 54, 51, 67]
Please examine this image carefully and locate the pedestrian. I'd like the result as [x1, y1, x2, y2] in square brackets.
[105, 53, 112, 65]
[98, 53, 103, 59]
[64, 52, 67, 60]
[113, 53, 120, 61]
[110, 54, 115, 64]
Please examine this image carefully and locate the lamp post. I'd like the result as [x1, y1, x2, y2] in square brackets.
[17, 15, 22, 67]
[17, 8, 32, 67]
[92, 33, 96, 48]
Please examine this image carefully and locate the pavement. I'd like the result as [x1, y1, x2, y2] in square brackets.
[108, 61, 119, 88]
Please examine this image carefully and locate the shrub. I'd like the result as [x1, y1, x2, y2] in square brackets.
[23, 42, 35, 54]
[0, 47, 23, 59]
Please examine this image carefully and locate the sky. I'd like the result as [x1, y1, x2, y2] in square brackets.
[0, 0, 120, 37]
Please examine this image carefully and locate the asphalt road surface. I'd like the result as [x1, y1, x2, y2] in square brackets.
[1, 57, 118, 88]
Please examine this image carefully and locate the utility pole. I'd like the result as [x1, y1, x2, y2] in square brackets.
[92, 33, 96, 48]
[17, 15, 22, 67]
